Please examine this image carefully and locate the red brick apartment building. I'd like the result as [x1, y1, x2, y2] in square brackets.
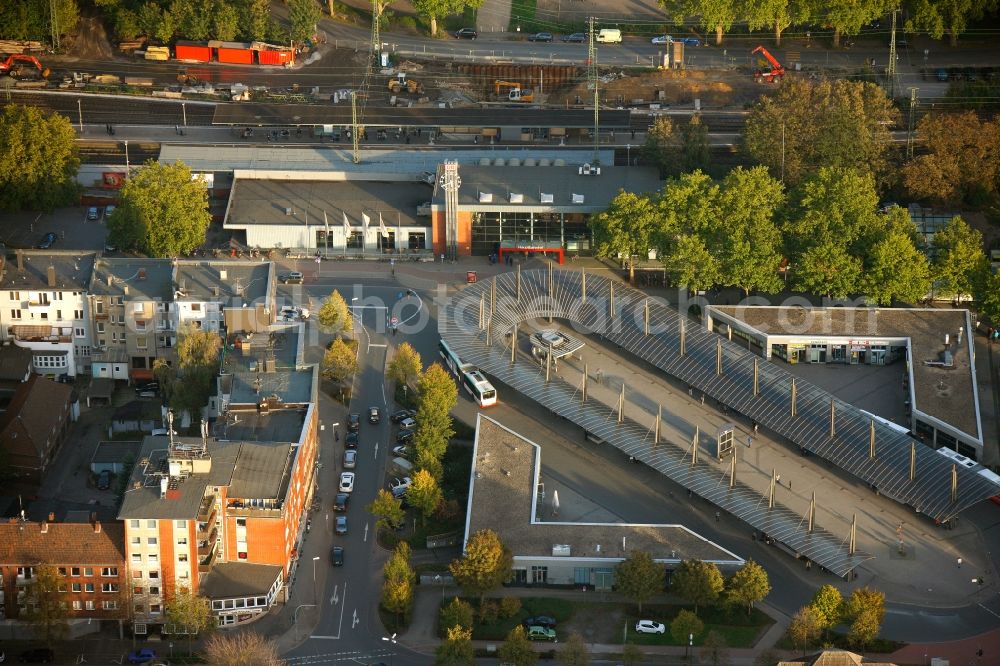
[0, 518, 126, 622]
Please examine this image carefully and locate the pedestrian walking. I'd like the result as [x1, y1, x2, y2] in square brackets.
[715, 511, 720, 523]
[700, 393, 706, 405]
[746, 435, 753, 448]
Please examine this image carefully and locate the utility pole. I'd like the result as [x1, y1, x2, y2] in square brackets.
[906, 87, 919, 159]
[351, 92, 360, 164]
[588, 16, 599, 165]
[370, 0, 380, 64]
[886, 9, 898, 98]
[49, 0, 60, 50]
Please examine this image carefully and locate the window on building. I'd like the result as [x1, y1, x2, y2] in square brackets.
[76, 345, 91, 357]
[130, 519, 140, 528]
[177, 554, 188, 563]
[85, 600, 95, 610]
[136, 320, 146, 332]
[132, 570, 142, 579]
[131, 554, 142, 563]
[148, 571, 159, 579]
[84, 567, 93, 576]
[146, 520, 156, 529]
[114, 297, 123, 306]
[134, 603, 144, 614]
[147, 537, 157, 546]
[191, 303, 201, 311]
[96, 301, 104, 314]
[72, 600, 82, 610]
[236, 518, 246, 527]
[75, 327, 85, 337]
[102, 583, 119, 593]
[103, 600, 119, 610]
[149, 586, 159, 596]
[71, 567, 80, 577]
[57, 567, 67, 576]
[72, 583, 82, 592]
[97, 322, 105, 333]
[148, 554, 158, 563]
[133, 586, 143, 595]
[9, 291, 19, 300]
[56, 310, 62, 320]
[149, 604, 161, 614]
[175, 520, 187, 528]
[74, 309, 84, 319]
[177, 537, 188, 546]
[131, 536, 140, 545]
[58, 582, 67, 592]
[137, 336, 148, 350]
[102, 567, 118, 576]
[84, 583, 95, 593]
[10, 310, 21, 319]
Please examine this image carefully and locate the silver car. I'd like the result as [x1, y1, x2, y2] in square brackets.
[343, 449, 357, 469]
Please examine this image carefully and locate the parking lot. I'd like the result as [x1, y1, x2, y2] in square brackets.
[0, 205, 111, 251]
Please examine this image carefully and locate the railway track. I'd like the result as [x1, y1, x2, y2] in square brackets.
[77, 141, 161, 165]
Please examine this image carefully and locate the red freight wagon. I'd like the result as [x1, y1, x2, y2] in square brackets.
[252, 41, 295, 66]
[174, 41, 212, 62]
[211, 40, 254, 64]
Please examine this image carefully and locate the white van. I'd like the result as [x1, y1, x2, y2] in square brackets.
[597, 29, 622, 44]
[392, 457, 414, 474]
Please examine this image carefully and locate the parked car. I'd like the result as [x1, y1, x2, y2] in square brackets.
[390, 477, 412, 491]
[135, 381, 159, 395]
[335, 515, 348, 535]
[97, 470, 112, 490]
[392, 445, 412, 459]
[37, 232, 57, 249]
[278, 271, 304, 284]
[523, 616, 557, 629]
[279, 306, 308, 321]
[635, 620, 665, 634]
[19, 650, 54, 664]
[368, 406, 381, 424]
[87, 207, 101, 221]
[345, 432, 359, 449]
[399, 416, 416, 430]
[104, 204, 116, 218]
[339, 472, 355, 493]
[680, 37, 701, 46]
[391, 409, 416, 423]
[528, 32, 553, 42]
[334, 493, 349, 512]
[348, 413, 361, 432]
[331, 546, 344, 566]
[526, 626, 557, 641]
[651, 35, 673, 45]
[343, 449, 357, 469]
[127, 649, 157, 665]
[396, 429, 414, 444]
[562, 32, 586, 42]
[454, 28, 478, 39]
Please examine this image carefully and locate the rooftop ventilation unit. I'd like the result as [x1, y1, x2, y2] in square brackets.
[540, 193, 554, 204]
[572, 193, 585, 204]
[509, 193, 523, 203]
[551, 544, 571, 556]
[479, 192, 493, 203]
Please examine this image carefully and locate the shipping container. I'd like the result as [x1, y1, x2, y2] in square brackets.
[216, 41, 254, 64]
[175, 41, 212, 62]
[144, 46, 170, 61]
[257, 48, 295, 66]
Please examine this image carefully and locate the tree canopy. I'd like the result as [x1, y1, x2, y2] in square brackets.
[809, 584, 844, 632]
[788, 606, 823, 653]
[165, 587, 214, 653]
[591, 191, 664, 282]
[203, 632, 284, 666]
[614, 551, 664, 613]
[449, 529, 513, 605]
[317, 290, 353, 335]
[322, 338, 358, 384]
[743, 79, 898, 186]
[499, 625, 538, 666]
[0, 0, 79, 41]
[388, 342, 422, 387]
[724, 559, 771, 615]
[108, 160, 211, 257]
[367, 488, 405, 531]
[845, 586, 885, 649]
[381, 542, 416, 622]
[906, 0, 1000, 46]
[407, 468, 443, 525]
[669, 608, 703, 645]
[411, 0, 484, 36]
[557, 633, 591, 666]
[0, 105, 80, 213]
[24, 565, 68, 641]
[171, 324, 221, 415]
[931, 215, 987, 301]
[671, 559, 724, 614]
[434, 625, 475, 666]
[414, 363, 458, 478]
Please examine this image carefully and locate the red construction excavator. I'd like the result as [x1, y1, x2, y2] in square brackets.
[751, 46, 784, 84]
[0, 54, 50, 79]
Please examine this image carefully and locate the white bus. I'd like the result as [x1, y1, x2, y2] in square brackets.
[438, 339, 498, 407]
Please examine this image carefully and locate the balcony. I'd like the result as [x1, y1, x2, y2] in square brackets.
[198, 546, 217, 573]
[197, 528, 218, 557]
[197, 496, 217, 523]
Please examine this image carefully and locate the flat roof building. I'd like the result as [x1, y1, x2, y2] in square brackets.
[464, 415, 744, 589]
[706, 306, 984, 460]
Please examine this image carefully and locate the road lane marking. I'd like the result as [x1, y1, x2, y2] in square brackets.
[352, 609, 359, 629]
[363, 522, 369, 542]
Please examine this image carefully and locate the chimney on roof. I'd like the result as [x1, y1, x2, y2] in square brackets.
[139, 269, 147, 280]
[93, 520, 101, 533]
[219, 269, 227, 281]
[90, 512, 97, 523]
[47, 265, 56, 288]
[160, 476, 168, 499]
[123, 284, 129, 296]
[179, 278, 186, 291]
[16, 250, 24, 272]
[106, 274, 113, 286]
[265, 357, 276, 373]
[49, 512, 55, 522]
[40, 521, 48, 533]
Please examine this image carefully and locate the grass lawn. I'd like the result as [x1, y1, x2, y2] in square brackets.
[621, 604, 773, 647]
[454, 597, 576, 641]
[775, 628, 905, 654]
[509, 0, 537, 31]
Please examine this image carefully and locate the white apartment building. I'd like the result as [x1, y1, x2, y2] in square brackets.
[0, 251, 96, 377]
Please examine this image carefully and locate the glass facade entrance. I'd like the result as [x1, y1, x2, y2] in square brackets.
[470, 211, 591, 256]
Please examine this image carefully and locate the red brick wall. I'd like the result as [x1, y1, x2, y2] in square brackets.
[432, 210, 473, 256]
[0, 563, 126, 620]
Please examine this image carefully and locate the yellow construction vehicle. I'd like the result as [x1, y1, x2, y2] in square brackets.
[494, 80, 522, 95]
[387, 76, 423, 94]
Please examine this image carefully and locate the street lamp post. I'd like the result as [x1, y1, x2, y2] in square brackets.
[382, 633, 397, 666]
[312, 556, 320, 603]
[123, 140, 130, 179]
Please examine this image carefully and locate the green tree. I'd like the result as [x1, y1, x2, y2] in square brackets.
[203, 631, 284, 666]
[671, 560, 724, 615]
[717, 166, 785, 295]
[809, 584, 843, 635]
[679, 114, 710, 174]
[699, 630, 729, 666]
[860, 212, 932, 305]
[824, 0, 889, 47]
[317, 290, 353, 334]
[591, 191, 664, 282]
[367, 488, 405, 531]
[978, 270, 1000, 326]
[415, 447, 444, 481]
[408, 469, 443, 525]
[660, 0, 739, 44]
[902, 112, 1000, 205]
[177, 324, 222, 369]
[784, 167, 880, 252]
[845, 587, 885, 650]
[558, 633, 590, 666]
[662, 234, 721, 294]
[213, 0, 240, 40]
[240, 0, 270, 40]
[172, 324, 221, 415]
[499, 625, 538, 666]
[932, 215, 987, 302]
[754, 649, 781, 666]
[0, 105, 80, 212]
[388, 342, 422, 387]
[108, 161, 210, 257]
[23, 565, 68, 641]
[905, 0, 999, 46]
[792, 240, 862, 299]
[152, 358, 177, 405]
[787, 606, 822, 654]
[614, 551, 664, 613]
[449, 529, 513, 605]
[287, 0, 320, 43]
[439, 597, 475, 635]
[411, 0, 485, 37]
[669, 609, 704, 645]
[743, 0, 814, 46]
[381, 542, 416, 623]
[414, 363, 457, 475]
[656, 171, 722, 291]
[743, 79, 899, 186]
[621, 644, 644, 666]
[165, 587, 214, 654]
[322, 338, 358, 383]
[0, 0, 79, 41]
[640, 117, 676, 178]
[724, 560, 770, 615]
[435, 624, 475, 665]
